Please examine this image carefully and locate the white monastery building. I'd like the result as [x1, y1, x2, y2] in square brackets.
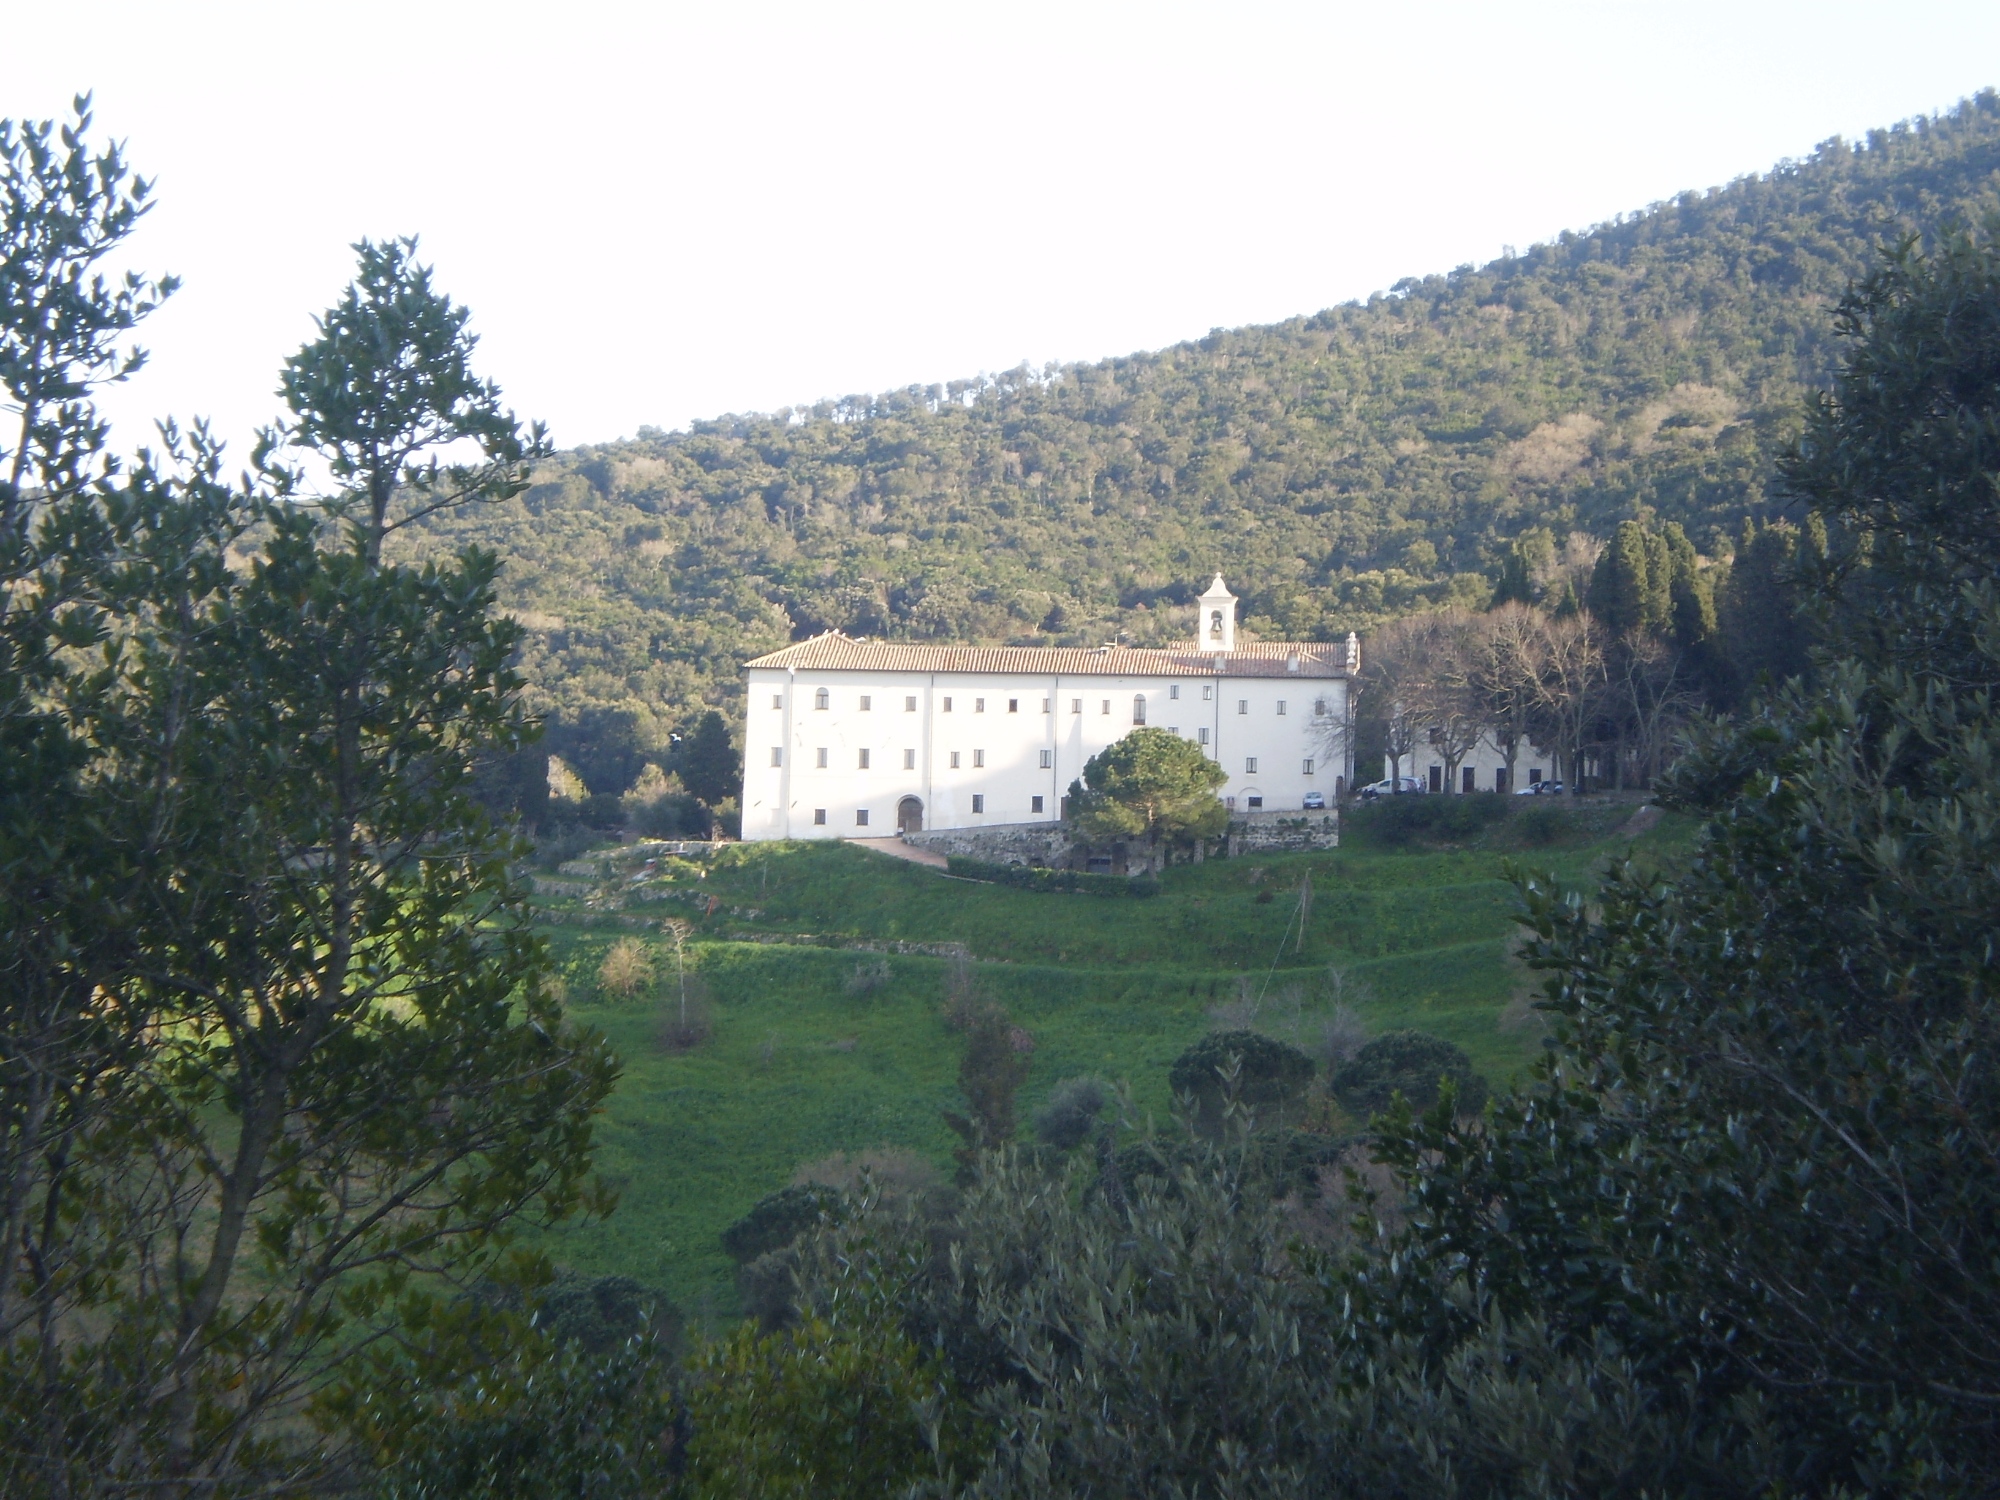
[740, 576, 1357, 841]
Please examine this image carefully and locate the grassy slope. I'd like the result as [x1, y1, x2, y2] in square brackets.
[534, 800, 1690, 1312]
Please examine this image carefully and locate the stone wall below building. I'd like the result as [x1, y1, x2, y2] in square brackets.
[902, 822, 1073, 868]
[1227, 810, 1340, 854]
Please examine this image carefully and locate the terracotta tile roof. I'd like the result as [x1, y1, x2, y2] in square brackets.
[743, 632, 1354, 678]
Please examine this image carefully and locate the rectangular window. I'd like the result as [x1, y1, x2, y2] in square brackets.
[1170, 683, 1180, 700]
[770, 747, 783, 767]
[903, 748, 915, 770]
[856, 808, 870, 826]
[1238, 699, 1249, 715]
[1031, 794, 1044, 813]
[1530, 768, 1542, 784]
[1303, 758, 1315, 775]
[858, 748, 870, 769]
[815, 688, 828, 710]
[859, 695, 872, 711]
[772, 693, 782, 709]
[942, 697, 953, 712]
[975, 697, 986, 713]
[1198, 727, 1211, 745]
[1042, 698, 1051, 713]
[1168, 726, 1178, 736]
[905, 695, 917, 712]
[971, 793, 985, 813]
[813, 808, 827, 825]
[1039, 749, 1052, 769]
[1463, 766, 1477, 794]
[1071, 698, 1081, 714]
[950, 751, 961, 769]
[1247, 795, 1263, 808]
[1101, 699, 1110, 714]
[973, 749, 986, 768]
[1314, 699, 1328, 716]
[1246, 757, 1259, 774]
[1202, 685, 1213, 701]
[1276, 700, 1287, 716]
[1008, 698, 1019, 713]
[816, 747, 828, 769]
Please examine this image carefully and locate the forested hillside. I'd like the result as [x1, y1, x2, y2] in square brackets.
[400, 92, 2000, 772]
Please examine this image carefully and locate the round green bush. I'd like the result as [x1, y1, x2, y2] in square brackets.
[1330, 1029, 1488, 1117]
[1168, 1029, 1315, 1134]
[719, 1184, 836, 1264]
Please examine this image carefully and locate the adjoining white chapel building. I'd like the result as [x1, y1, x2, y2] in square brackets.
[739, 576, 1358, 842]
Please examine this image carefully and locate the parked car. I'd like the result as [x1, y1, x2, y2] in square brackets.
[1358, 776, 1425, 801]
[1301, 791, 1326, 810]
[1515, 779, 1565, 795]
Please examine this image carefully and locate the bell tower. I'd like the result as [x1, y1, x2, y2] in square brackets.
[1196, 574, 1236, 653]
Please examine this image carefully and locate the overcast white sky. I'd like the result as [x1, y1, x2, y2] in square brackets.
[8, 2, 2000, 462]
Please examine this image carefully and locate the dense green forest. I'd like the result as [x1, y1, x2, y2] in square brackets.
[398, 93, 2000, 771]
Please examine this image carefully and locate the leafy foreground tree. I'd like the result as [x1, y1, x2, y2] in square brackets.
[1350, 224, 2000, 1494]
[0, 101, 612, 1498]
[1065, 725, 1227, 869]
[749, 1127, 1740, 1500]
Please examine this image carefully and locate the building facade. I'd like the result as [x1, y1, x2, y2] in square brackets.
[1384, 728, 1562, 795]
[740, 576, 1357, 841]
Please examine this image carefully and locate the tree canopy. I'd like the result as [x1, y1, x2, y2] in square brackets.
[1067, 727, 1228, 864]
[394, 93, 2000, 783]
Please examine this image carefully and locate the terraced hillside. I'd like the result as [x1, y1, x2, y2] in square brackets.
[530, 797, 1688, 1312]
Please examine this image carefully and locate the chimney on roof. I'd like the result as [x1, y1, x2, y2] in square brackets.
[1196, 574, 1236, 653]
[1345, 631, 1361, 673]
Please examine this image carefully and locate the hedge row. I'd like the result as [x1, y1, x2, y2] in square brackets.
[945, 856, 1160, 898]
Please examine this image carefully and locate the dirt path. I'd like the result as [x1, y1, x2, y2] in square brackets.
[850, 836, 950, 870]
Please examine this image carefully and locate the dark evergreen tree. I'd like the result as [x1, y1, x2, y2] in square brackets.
[678, 709, 737, 808]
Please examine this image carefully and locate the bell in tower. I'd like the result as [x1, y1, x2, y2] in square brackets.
[1196, 574, 1236, 653]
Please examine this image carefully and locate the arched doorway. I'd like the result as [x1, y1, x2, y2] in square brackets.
[897, 796, 923, 834]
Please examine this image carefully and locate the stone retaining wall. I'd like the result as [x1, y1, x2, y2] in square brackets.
[902, 821, 1073, 867]
[1228, 810, 1341, 853]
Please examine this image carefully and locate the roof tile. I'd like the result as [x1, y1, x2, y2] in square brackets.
[743, 632, 1351, 679]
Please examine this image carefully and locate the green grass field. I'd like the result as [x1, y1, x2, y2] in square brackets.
[530, 797, 1692, 1314]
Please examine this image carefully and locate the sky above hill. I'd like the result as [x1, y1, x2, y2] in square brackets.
[10, 1, 2000, 465]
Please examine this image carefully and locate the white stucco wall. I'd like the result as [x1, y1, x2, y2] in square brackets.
[1383, 728, 1560, 794]
[742, 666, 1351, 841]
